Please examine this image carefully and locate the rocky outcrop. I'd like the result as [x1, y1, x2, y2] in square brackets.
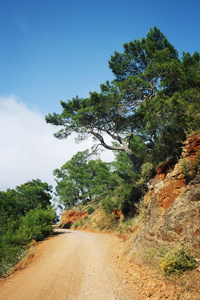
[129, 134, 200, 257]
[58, 210, 88, 228]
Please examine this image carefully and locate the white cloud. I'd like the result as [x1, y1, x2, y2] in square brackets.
[0, 95, 114, 191]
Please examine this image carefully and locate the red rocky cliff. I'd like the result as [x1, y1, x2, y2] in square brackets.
[58, 210, 88, 228]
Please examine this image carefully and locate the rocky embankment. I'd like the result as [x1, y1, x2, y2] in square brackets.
[129, 133, 200, 257]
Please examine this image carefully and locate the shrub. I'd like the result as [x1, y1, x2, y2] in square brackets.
[141, 162, 154, 181]
[120, 198, 131, 216]
[87, 206, 95, 215]
[161, 245, 198, 276]
[181, 159, 199, 180]
[0, 229, 27, 276]
[0, 190, 57, 277]
[0, 216, 27, 276]
[118, 184, 143, 216]
[101, 196, 118, 214]
[19, 205, 56, 241]
[135, 196, 151, 219]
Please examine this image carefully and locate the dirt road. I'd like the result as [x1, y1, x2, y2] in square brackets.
[1, 229, 194, 300]
[0, 229, 139, 300]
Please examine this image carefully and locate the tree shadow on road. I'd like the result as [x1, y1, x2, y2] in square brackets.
[53, 228, 72, 236]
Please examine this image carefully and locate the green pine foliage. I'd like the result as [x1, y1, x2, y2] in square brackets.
[46, 27, 200, 172]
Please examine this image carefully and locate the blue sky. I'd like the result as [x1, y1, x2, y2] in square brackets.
[1, 0, 200, 114]
[0, 0, 199, 191]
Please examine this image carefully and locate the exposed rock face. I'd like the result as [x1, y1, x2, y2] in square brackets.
[129, 134, 200, 257]
[58, 210, 88, 228]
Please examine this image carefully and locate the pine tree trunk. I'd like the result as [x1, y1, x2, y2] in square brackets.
[121, 141, 141, 173]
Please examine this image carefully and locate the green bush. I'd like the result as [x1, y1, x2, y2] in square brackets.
[0, 205, 56, 277]
[101, 196, 118, 214]
[141, 162, 154, 181]
[87, 206, 95, 215]
[19, 205, 56, 242]
[118, 184, 143, 216]
[181, 159, 199, 180]
[120, 198, 131, 216]
[161, 245, 198, 276]
[0, 229, 27, 276]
